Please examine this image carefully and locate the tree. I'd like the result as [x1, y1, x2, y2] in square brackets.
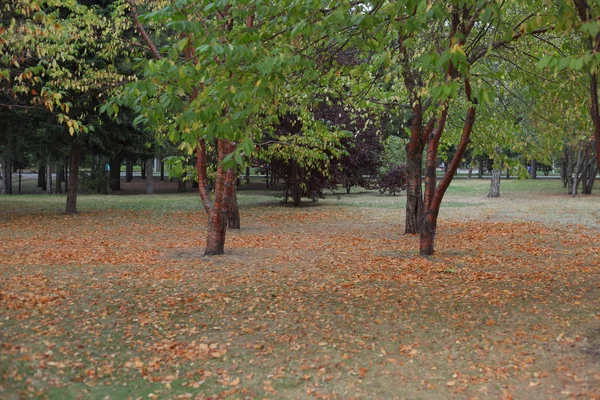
[1, 0, 133, 212]
[121, 0, 374, 254]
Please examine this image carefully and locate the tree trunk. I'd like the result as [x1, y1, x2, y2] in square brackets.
[531, 158, 537, 179]
[245, 166, 250, 184]
[405, 154, 424, 234]
[18, 168, 22, 194]
[66, 142, 81, 213]
[110, 158, 121, 191]
[478, 157, 484, 179]
[467, 155, 474, 179]
[46, 162, 53, 194]
[1, 158, 12, 194]
[38, 164, 46, 190]
[125, 159, 134, 182]
[160, 160, 165, 181]
[178, 178, 186, 192]
[227, 186, 241, 229]
[404, 105, 433, 234]
[420, 85, 476, 256]
[141, 159, 146, 179]
[205, 140, 236, 256]
[55, 165, 63, 194]
[145, 158, 153, 194]
[265, 167, 269, 188]
[64, 157, 69, 193]
[488, 168, 501, 198]
[196, 138, 214, 214]
[291, 161, 302, 207]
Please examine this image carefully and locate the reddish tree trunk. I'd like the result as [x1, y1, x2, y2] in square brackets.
[204, 140, 236, 256]
[66, 142, 81, 213]
[196, 138, 214, 214]
[589, 74, 600, 168]
[420, 87, 477, 256]
[405, 114, 435, 234]
[228, 185, 241, 229]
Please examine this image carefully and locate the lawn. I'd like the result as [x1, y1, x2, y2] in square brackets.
[1, 178, 599, 399]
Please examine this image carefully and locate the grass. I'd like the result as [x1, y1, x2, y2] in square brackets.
[1, 177, 599, 399]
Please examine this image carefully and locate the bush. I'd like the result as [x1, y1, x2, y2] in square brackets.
[378, 163, 408, 195]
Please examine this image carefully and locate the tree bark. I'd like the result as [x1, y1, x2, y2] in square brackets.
[141, 159, 146, 179]
[125, 159, 133, 182]
[478, 157, 484, 179]
[196, 138, 214, 214]
[110, 158, 121, 191]
[1, 158, 12, 194]
[531, 158, 537, 179]
[204, 140, 236, 256]
[145, 158, 153, 194]
[66, 142, 81, 213]
[488, 147, 503, 198]
[228, 185, 241, 229]
[488, 168, 501, 198]
[404, 111, 434, 234]
[56, 165, 63, 194]
[38, 164, 46, 190]
[46, 162, 53, 194]
[405, 155, 424, 234]
[420, 84, 476, 256]
[160, 160, 165, 181]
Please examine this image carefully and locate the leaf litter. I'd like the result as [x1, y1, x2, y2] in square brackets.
[0, 187, 599, 399]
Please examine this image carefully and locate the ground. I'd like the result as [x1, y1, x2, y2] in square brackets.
[0, 178, 599, 399]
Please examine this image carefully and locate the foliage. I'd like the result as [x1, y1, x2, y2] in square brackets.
[377, 163, 408, 196]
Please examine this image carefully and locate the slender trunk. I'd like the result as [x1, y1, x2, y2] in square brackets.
[196, 138, 214, 214]
[405, 155, 424, 234]
[56, 165, 63, 194]
[245, 166, 250, 184]
[420, 101, 450, 256]
[18, 168, 22, 194]
[572, 145, 586, 196]
[141, 159, 146, 179]
[589, 73, 600, 168]
[420, 88, 476, 256]
[488, 168, 501, 198]
[488, 147, 503, 198]
[584, 162, 597, 194]
[531, 159, 537, 179]
[228, 186, 241, 229]
[205, 140, 235, 256]
[145, 158, 153, 194]
[560, 146, 568, 188]
[404, 109, 432, 234]
[265, 167, 269, 188]
[64, 157, 69, 193]
[38, 164, 46, 190]
[126, 159, 133, 182]
[178, 178, 186, 192]
[46, 162, 53, 194]
[291, 161, 302, 207]
[478, 157, 484, 179]
[1, 158, 12, 194]
[566, 146, 575, 195]
[110, 158, 121, 191]
[467, 155, 474, 179]
[160, 160, 165, 181]
[66, 142, 81, 213]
